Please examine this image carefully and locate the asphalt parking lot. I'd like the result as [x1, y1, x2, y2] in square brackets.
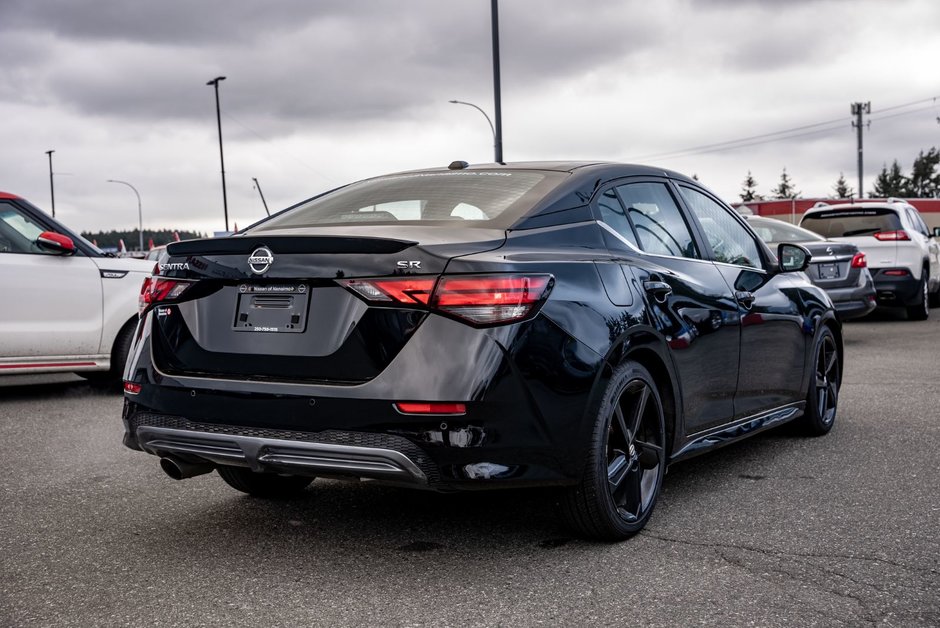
[2, 311, 938, 627]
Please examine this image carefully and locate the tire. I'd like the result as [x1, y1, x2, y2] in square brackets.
[799, 326, 840, 436]
[559, 361, 667, 541]
[217, 465, 313, 498]
[78, 319, 137, 387]
[905, 270, 929, 321]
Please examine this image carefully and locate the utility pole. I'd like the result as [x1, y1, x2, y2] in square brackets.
[45, 150, 55, 217]
[252, 177, 270, 216]
[207, 76, 229, 231]
[851, 102, 870, 198]
[491, 0, 504, 164]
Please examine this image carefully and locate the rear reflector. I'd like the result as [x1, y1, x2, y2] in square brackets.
[873, 230, 911, 241]
[883, 269, 910, 276]
[395, 402, 467, 415]
[850, 252, 867, 268]
[339, 274, 553, 326]
[123, 381, 142, 395]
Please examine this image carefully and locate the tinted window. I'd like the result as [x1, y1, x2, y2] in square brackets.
[748, 217, 824, 244]
[616, 182, 698, 259]
[801, 209, 902, 238]
[906, 208, 929, 236]
[0, 202, 46, 254]
[251, 171, 565, 231]
[597, 188, 638, 248]
[680, 187, 762, 269]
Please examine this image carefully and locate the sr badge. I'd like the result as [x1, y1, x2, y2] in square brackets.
[248, 247, 274, 275]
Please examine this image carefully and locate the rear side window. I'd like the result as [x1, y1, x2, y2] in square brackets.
[597, 188, 639, 248]
[615, 182, 699, 259]
[251, 171, 564, 230]
[801, 209, 901, 238]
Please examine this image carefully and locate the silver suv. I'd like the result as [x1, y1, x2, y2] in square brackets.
[800, 200, 940, 320]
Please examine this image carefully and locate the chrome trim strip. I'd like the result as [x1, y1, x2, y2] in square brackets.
[136, 426, 428, 483]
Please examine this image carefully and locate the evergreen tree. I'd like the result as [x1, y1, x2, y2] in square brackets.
[870, 160, 908, 197]
[831, 172, 854, 199]
[770, 168, 800, 199]
[740, 171, 762, 202]
[907, 148, 940, 198]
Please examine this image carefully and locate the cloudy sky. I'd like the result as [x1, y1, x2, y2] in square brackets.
[2, 0, 939, 239]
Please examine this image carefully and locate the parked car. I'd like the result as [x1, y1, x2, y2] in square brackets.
[800, 200, 940, 319]
[122, 162, 841, 541]
[0, 192, 152, 381]
[744, 215, 876, 320]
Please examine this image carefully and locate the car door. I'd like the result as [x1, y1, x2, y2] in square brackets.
[905, 207, 940, 284]
[676, 185, 807, 419]
[0, 200, 103, 359]
[595, 179, 741, 434]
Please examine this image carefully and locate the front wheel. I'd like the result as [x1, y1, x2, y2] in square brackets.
[217, 466, 313, 498]
[800, 326, 840, 436]
[560, 361, 666, 541]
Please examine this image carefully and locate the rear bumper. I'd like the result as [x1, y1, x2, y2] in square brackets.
[871, 270, 921, 306]
[824, 277, 877, 320]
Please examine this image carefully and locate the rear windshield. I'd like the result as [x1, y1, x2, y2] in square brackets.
[801, 209, 901, 238]
[750, 218, 824, 244]
[251, 170, 565, 231]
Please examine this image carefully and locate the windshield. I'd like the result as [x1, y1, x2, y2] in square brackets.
[250, 170, 565, 231]
[750, 218, 824, 244]
[801, 208, 901, 238]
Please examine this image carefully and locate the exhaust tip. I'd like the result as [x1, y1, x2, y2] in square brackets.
[159, 456, 213, 481]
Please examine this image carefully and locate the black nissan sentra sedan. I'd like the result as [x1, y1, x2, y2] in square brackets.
[122, 162, 842, 541]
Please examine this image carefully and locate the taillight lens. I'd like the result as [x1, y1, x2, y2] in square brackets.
[873, 230, 910, 241]
[850, 252, 867, 268]
[123, 381, 142, 395]
[139, 276, 195, 314]
[883, 269, 910, 276]
[395, 402, 467, 415]
[338, 274, 553, 326]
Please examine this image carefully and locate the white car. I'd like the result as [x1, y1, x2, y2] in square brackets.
[800, 200, 940, 320]
[0, 192, 152, 381]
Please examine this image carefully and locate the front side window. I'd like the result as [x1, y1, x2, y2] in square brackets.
[679, 187, 762, 269]
[615, 182, 699, 259]
[0, 202, 46, 254]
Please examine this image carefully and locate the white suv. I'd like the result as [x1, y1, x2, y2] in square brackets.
[0, 192, 152, 382]
[800, 200, 940, 320]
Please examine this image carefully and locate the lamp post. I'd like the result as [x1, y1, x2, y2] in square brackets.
[448, 100, 498, 163]
[107, 179, 143, 253]
[207, 76, 229, 232]
[45, 150, 56, 217]
[252, 177, 270, 216]
[490, 0, 503, 164]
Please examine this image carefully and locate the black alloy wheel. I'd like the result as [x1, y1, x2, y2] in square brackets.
[906, 270, 929, 321]
[801, 327, 840, 436]
[561, 362, 666, 541]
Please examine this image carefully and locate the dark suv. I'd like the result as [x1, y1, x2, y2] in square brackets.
[123, 162, 841, 541]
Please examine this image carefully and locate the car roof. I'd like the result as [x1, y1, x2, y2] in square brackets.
[378, 161, 696, 181]
[0, 191, 20, 200]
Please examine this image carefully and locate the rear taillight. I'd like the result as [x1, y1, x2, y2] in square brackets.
[395, 402, 467, 415]
[338, 274, 553, 326]
[139, 276, 195, 315]
[850, 252, 867, 268]
[873, 230, 910, 241]
[123, 381, 141, 395]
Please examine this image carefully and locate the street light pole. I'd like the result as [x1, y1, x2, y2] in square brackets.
[207, 76, 229, 232]
[107, 179, 143, 253]
[45, 150, 56, 217]
[448, 100, 497, 161]
[491, 0, 504, 164]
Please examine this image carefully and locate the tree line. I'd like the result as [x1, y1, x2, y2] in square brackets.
[739, 146, 940, 202]
[80, 228, 206, 250]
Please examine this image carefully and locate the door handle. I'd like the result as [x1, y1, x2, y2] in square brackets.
[735, 291, 756, 309]
[643, 281, 672, 304]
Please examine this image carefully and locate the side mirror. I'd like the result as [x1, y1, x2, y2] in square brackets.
[777, 242, 811, 273]
[36, 231, 76, 255]
[933, 227, 940, 238]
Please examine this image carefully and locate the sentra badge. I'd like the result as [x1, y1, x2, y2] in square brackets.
[248, 247, 274, 275]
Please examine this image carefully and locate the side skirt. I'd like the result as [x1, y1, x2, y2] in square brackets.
[670, 402, 805, 464]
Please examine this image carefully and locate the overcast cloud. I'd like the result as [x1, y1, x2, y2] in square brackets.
[1, 0, 938, 237]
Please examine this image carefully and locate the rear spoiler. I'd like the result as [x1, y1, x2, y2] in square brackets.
[167, 235, 417, 256]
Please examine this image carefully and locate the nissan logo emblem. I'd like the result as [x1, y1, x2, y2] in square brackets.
[248, 247, 274, 275]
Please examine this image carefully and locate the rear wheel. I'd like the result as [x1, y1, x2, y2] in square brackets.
[79, 319, 137, 387]
[906, 270, 929, 321]
[560, 361, 666, 541]
[217, 465, 313, 498]
[800, 327, 840, 436]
